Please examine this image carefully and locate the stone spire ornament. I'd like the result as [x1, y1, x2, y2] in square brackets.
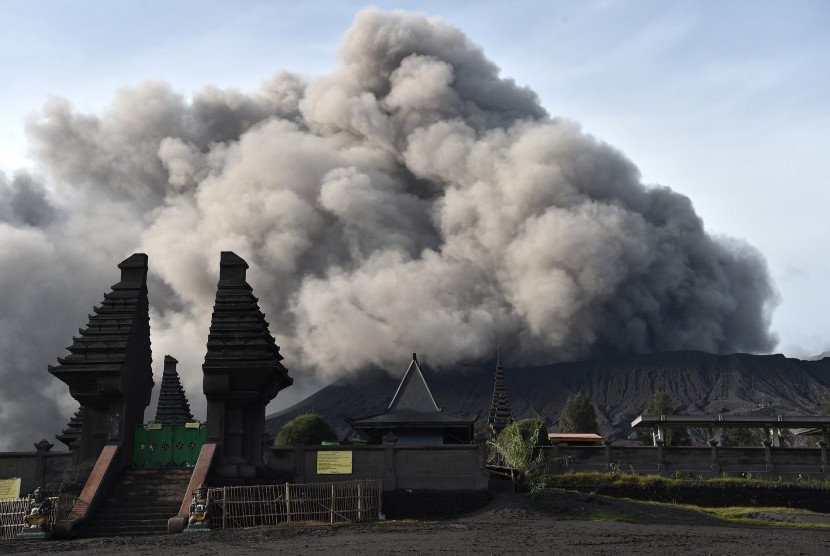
[487, 354, 513, 437]
[154, 355, 194, 425]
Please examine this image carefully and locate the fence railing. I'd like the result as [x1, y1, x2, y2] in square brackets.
[0, 494, 77, 540]
[207, 480, 382, 530]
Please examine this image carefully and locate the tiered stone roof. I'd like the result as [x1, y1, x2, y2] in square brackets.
[203, 251, 292, 406]
[487, 359, 513, 436]
[48, 253, 154, 408]
[55, 406, 84, 450]
[47, 253, 154, 463]
[154, 355, 194, 425]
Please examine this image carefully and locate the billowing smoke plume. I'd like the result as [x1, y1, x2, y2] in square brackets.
[0, 8, 777, 450]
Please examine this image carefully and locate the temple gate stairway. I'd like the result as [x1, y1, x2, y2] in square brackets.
[82, 467, 193, 537]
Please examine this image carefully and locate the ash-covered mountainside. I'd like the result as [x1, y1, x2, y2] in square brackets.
[265, 351, 830, 442]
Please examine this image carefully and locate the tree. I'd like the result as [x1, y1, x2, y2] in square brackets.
[642, 391, 691, 446]
[274, 413, 337, 446]
[559, 393, 598, 434]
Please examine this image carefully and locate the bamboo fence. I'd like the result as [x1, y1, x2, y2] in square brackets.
[0, 494, 77, 540]
[208, 480, 382, 530]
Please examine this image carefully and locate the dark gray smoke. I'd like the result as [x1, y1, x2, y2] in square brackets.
[0, 8, 777, 450]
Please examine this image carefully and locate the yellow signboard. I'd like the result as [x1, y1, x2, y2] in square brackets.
[147, 423, 163, 430]
[316, 451, 353, 474]
[185, 422, 202, 429]
[0, 478, 21, 500]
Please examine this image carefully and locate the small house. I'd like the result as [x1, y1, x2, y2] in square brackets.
[346, 354, 475, 445]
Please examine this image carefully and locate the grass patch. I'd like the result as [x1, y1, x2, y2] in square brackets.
[646, 499, 830, 529]
[547, 471, 682, 489]
[697, 506, 830, 528]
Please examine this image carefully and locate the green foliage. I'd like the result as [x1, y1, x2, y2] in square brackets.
[642, 391, 691, 446]
[274, 413, 337, 446]
[547, 471, 682, 490]
[820, 401, 830, 416]
[489, 418, 549, 492]
[505, 418, 549, 448]
[559, 393, 598, 434]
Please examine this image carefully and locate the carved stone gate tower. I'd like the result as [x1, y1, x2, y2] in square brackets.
[48, 253, 154, 469]
[203, 251, 293, 479]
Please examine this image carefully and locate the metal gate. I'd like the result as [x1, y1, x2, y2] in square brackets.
[133, 423, 205, 467]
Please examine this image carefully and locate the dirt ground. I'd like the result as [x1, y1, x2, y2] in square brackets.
[4, 491, 830, 555]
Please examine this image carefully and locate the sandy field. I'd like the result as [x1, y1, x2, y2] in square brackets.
[4, 492, 830, 555]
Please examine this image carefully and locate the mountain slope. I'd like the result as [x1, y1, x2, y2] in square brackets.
[265, 351, 830, 442]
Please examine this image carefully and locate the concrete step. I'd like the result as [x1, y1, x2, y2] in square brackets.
[82, 466, 196, 538]
[91, 509, 178, 521]
[84, 526, 168, 537]
[104, 491, 188, 500]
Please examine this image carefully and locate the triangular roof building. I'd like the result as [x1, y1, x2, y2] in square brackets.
[347, 353, 474, 445]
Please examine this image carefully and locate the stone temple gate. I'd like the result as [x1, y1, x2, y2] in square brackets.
[41, 251, 294, 537]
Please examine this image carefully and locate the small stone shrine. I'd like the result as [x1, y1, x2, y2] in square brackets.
[203, 251, 293, 479]
[154, 356, 194, 425]
[48, 253, 154, 468]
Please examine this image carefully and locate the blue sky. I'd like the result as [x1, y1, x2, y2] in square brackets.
[2, 0, 829, 357]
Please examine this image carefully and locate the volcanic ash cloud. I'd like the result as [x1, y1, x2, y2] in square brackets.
[0, 8, 776, 449]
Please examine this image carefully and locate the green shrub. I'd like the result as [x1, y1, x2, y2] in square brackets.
[274, 413, 337, 446]
[559, 393, 598, 434]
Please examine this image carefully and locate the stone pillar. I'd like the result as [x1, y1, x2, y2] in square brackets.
[293, 444, 306, 484]
[708, 438, 720, 473]
[656, 439, 665, 473]
[603, 438, 612, 464]
[475, 433, 487, 473]
[763, 439, 774, 473]
[383, 433, 397, 491]
[33, 439, 53, 487]
[245, 402, 267, 466]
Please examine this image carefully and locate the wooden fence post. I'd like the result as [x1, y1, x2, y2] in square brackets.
[357, 481, 363, 522]
[330, 484, 335, 524]
[222, 486, 227, 530]
[285, 483, 292, 524]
